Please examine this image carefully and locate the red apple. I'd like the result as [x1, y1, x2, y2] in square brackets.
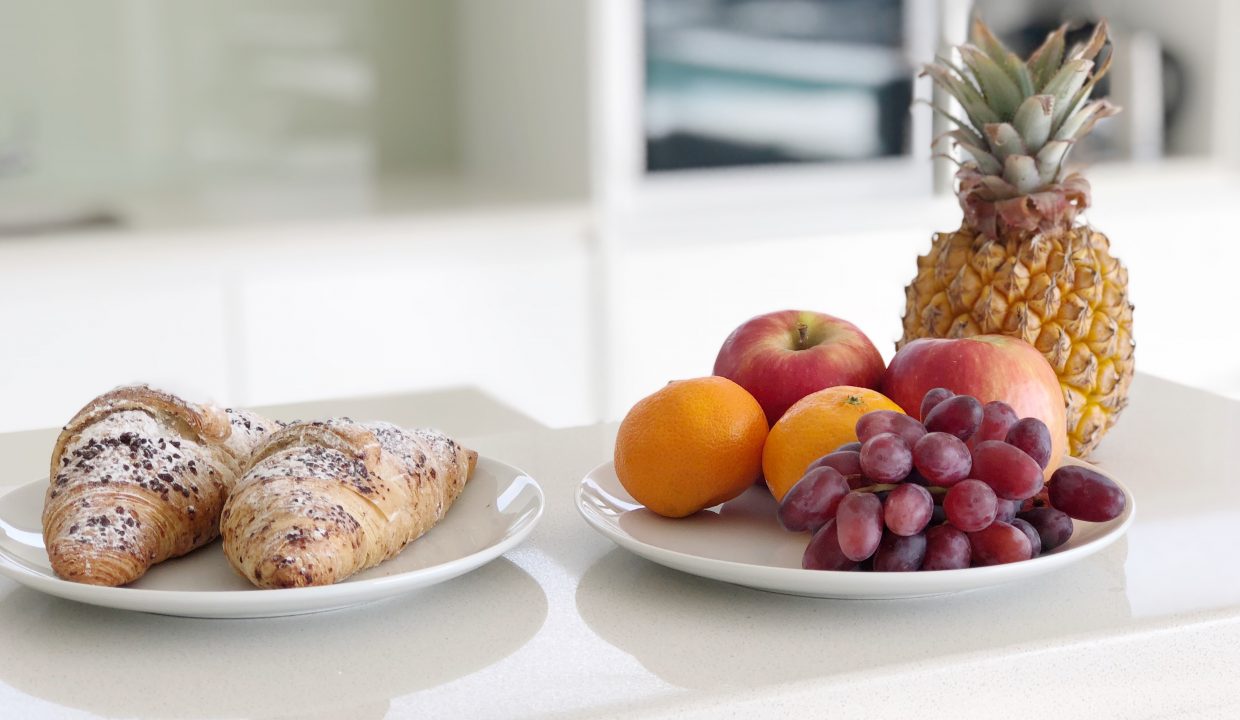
[713, 310, 885, 426]
[880, 335, 1068, 474]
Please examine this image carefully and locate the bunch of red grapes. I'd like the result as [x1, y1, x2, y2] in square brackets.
[779, 387, 1127, 571]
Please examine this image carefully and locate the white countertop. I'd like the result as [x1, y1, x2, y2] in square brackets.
[1, 374, 1238, 719]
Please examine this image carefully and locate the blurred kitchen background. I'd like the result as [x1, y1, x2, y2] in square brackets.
[0, 0, 1236, 433]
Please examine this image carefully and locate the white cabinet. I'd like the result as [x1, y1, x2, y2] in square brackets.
[0, 208, 595, 433]
[2, 162, 1235, 435]
[0, 236, 234, 433]
[232, 212, 597, 428]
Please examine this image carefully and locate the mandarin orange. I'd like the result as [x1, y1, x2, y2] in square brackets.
[614, 377, 767, 518]
[763, 386, 903, 501]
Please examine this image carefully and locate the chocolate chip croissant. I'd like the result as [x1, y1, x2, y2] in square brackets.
[43, 385, 278, 586]
[221, 419, 476, 588]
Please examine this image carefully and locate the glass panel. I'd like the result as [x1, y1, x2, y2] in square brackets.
[644, 0, 913, 172]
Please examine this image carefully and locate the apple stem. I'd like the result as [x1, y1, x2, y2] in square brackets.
[796, 322, 809, 349]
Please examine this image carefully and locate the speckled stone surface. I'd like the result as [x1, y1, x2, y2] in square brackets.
[0, 377, 1238, 719]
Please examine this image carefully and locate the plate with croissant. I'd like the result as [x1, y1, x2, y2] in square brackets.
[0, 386, 544, 618]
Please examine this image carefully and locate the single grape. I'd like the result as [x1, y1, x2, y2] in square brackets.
[883, 483, 934, 536]
[1017, 507, 1075, 551]
[994, 498, 1020, 524]
[919, 387, 955, 421]
[912, 432, 972, 487]
[1048, 466, 1126, 521]
[856, 410, 927, 448]
[835, 492, 884, 562]
[777, 466, 850, 533]
[970, 401, 1020, 448]
[873, 531, 927, 572]
[835, 441, 862, 453]
[805, 450, 861, 479]
[943, 479, 997, 532]
[969, 521, 1033, 566]
[922, 524, 971, 570]
[859, 432, 913, 482]
[1011, 517, 1043, 556]
[802, 518, 858, 571]
[971, 440, 1044, 500]
[923, 395, 983, 441]
[1006, 417, 1053, 469]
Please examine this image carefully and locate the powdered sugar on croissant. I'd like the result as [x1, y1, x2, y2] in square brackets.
[221, 419, 476, 588]
[42, 386, 278, 586]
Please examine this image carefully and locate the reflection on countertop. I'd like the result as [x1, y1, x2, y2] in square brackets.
[574, 542, 1130, 691]
[0, 557, 547, 719]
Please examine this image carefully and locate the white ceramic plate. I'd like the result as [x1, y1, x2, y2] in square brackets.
[0, 456, 543, 618]
[577, 457, 1134, 599]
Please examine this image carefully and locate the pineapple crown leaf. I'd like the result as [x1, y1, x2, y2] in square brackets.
[1035, 140, 1074, 184]
[1056, 99, 1121, 142]
[1069, 19, 1110, 65]
[922, 100, 987, 149]
[970, 19, 1035, 95]
[983, 123, 1027, 162]
[1059, 49, 1114, 132]
[922, 64, 999, 129]
[1027, 24, 1070, 90]
[1012, 95, 1055, 149]
[959, 45, 1025, 118]
[930, 151, 966, 169]
[1002, 155, 1041, 193]
[947, 131, 1002, 174]
[1043, 59, 1094, 128]
[926, 17, 1118, 200]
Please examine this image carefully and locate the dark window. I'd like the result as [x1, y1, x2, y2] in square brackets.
[644, 0, 913, 172]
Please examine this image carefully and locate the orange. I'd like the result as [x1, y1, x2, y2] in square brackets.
[614, 377, 767, 518]
[763, 386, 903, 501]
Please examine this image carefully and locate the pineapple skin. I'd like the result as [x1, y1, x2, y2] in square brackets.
[899, 223, 1134, 457]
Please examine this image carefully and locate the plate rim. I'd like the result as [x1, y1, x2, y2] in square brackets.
[0, 455, 545, 616]
[575, 457, 1135, 594]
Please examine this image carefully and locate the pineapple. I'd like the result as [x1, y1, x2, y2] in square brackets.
[902, 19, 1134, 457]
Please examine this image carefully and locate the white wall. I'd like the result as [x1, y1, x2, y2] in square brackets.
[455, 0, 591, 200]
[1215, 0, 1240, 166]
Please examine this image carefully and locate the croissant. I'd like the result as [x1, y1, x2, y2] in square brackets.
[42, 386, 278, 586]
[221, 419, 476, 588]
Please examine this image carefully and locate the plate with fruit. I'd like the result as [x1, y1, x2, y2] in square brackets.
[581, 12, 1143, 595]
[578, 365, 1133, 599]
